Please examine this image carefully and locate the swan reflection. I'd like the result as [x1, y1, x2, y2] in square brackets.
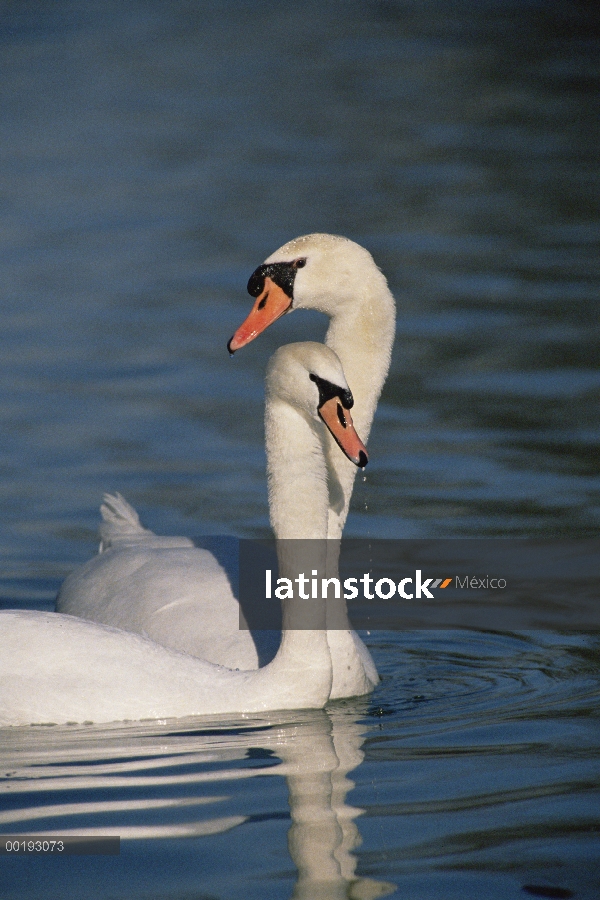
[281, 708, 395, 900]
[0, 707, 395, 898]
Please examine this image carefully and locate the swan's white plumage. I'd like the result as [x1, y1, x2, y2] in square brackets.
[0, 342, 361, 726]
[58, 517, 261, 668]
[98, 492, 154, 550]
[55, 235, 395, 698]
[0, 610, 330, 725]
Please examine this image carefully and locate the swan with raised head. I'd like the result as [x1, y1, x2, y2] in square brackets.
[229, 234, 396, 696]
[0, 343, 368, 727]
[57, 234, 394, 697]
[230, 233, 395, 536]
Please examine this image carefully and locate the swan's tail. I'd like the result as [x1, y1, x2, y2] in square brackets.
[99, 493, 155, 551]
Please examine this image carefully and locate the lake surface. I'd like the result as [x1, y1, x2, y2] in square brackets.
[1, 1, 599, 898]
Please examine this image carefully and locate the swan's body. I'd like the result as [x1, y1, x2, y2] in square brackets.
[0, 343, 366, 727]
[57, 234, 395, 698]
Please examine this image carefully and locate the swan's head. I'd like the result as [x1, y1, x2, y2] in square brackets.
[267, 342, 368, 468]
[228, 234, 386, 353]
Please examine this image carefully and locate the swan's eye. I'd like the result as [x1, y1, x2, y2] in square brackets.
[310, 373, 353, 412]
[337, 403, 347, 429]
[294, 258, 306, 268]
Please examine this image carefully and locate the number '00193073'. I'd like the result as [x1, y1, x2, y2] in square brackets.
[4, 839, 65, 852]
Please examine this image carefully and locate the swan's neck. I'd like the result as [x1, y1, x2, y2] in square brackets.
[266, 397, 329, 540]
[324, 274, 396, 538]
[325, 273, 395, 439]
[260, 393, 332, 705]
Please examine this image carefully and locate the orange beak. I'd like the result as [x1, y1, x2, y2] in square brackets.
[228, 277, 292, 353]
[318, 397, 368, 468]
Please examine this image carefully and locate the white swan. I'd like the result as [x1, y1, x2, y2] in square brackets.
[230, 234, 395, 536]
[0, 343, 368, 727]
[230, 234, 396, 697]
[57, 235, 394, 698]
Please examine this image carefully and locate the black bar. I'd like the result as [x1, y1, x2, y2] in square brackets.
[237, 538, 600, 630]
[0, 836, 120, 855]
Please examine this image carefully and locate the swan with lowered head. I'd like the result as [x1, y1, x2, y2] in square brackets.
[57, 235, 394, 698]
[0, 343, 369, 727]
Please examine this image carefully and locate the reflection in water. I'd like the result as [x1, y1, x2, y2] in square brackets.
[282, 710, 394, 900]
[0, 708, 394, 899]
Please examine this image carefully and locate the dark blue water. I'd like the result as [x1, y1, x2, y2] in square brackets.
[1, 2, 599, 898]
